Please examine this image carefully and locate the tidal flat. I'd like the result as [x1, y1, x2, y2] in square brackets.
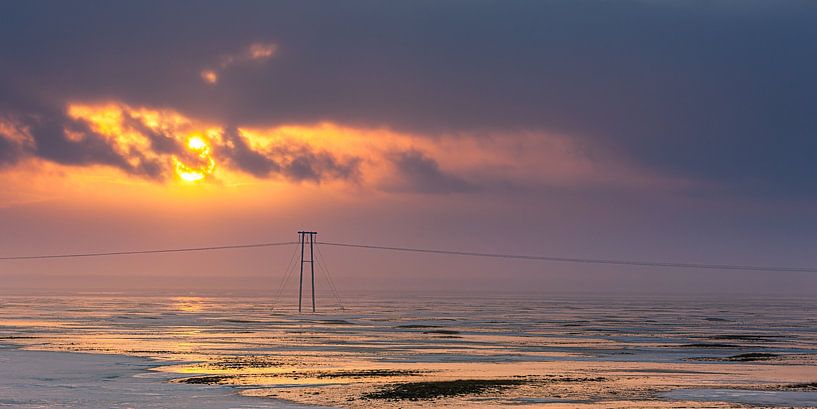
[1, 293, 817, 408]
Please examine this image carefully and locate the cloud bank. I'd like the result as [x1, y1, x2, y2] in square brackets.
[0, 1, 815, 198]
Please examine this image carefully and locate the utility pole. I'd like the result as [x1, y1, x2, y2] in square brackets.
[298, 231, 317, 313]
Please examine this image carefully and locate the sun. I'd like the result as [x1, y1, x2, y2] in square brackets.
[187, 136, 207, 150]
[175, 135, 215, 182]
[177, 167, 206, 182]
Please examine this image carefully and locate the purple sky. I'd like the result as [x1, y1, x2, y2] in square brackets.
[0, 1, 815, 295]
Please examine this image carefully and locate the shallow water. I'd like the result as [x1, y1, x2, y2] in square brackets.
[1, 293, 816, 407]
[661, 388, 817, 407]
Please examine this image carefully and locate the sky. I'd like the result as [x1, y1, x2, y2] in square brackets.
[0, 1, 816, 295]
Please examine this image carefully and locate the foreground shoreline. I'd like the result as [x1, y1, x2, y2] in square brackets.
[5, 345, 817, 408]
[2, 295, 817, 408]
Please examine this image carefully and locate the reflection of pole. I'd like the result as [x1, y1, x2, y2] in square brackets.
[298, 232, 304, 313]
[310, 232, 316, 313]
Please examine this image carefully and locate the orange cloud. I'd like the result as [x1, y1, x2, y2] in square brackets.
[3, 101, 685, 197]
[64, 103, 364, 185]
[201, 41, 278, 85]
[200, 70, 218, 85]
[248, 42, 277, 60]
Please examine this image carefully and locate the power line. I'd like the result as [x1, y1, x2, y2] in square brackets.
[314, 243, 345, 310]
[0, 241, 297, 260]
[1, 238, 815, 274]
[316, 241, 817, 273]
[272, 243, 301, 309]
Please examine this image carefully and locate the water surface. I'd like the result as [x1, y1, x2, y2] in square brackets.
[1, 293, 815, 407]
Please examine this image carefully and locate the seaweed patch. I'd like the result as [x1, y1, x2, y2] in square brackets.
[362, 379, 528, 400]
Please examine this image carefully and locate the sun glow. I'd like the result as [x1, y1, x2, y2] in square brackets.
[187, 136, 207, 150]
[175, 167, 206, 182]
[175, 135, 215, 182]
[60, 102, 448, 188]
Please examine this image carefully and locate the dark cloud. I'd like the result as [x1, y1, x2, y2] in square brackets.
[24, 111, 129, 169]
[122, 114, 182, 155]
[0, 1, 816, 197]
[0, 88, 167, 177]
[280, 147, 360, 183]
[217, 127, 361, 183]
[0, 133, 24, 167]
[217, 127, 281, 177]
[385, 150, 474, 194]
[1, 103, 169, 179]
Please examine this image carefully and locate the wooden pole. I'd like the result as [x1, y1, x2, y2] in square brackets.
[310, 232, 316, 313]
[298, 231, 304, 313]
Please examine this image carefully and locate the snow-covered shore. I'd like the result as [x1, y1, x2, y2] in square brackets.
[0, 346, 308, 408]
